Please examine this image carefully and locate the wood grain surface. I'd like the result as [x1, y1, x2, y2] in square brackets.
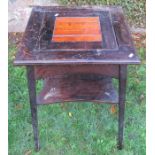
[37, 74, 118, 105]
[14, 6, 140, 65]
[52, 17, 102, 42]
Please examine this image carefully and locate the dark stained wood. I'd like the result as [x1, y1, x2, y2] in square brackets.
[112, 14, 132, 47]
[117, 65, 127, 150]
[37, 75, 118, 105]
[26, 66, 40, 151]
[14, 6, 140, 151]
[34, 64, 119, 79]
[14, 6, 140, 65]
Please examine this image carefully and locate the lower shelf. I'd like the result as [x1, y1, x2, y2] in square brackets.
[37, 74, 118, 105]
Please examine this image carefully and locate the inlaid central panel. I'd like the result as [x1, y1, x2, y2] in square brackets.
[32, 10, 119, 51]
[52, 17, 103, 42]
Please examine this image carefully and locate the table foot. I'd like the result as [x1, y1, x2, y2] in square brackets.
[117, 143, 123, 150]
[35, 143, 40, 152]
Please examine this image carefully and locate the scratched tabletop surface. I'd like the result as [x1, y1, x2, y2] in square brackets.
[14, 6, 140, 65]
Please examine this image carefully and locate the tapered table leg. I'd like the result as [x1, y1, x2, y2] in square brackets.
[117, 65, 127, 150]
[27, 66, 40, 151]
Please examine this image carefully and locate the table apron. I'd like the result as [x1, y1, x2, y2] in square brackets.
[34, 64, 119, 79]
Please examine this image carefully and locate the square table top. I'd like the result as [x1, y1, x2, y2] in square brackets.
[14, 6, 140, 65]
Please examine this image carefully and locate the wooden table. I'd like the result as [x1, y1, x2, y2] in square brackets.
[14, 6, 140, 151]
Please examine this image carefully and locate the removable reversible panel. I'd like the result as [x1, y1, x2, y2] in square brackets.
[32, 10, 118, 51]
[52, 17, 102, 42]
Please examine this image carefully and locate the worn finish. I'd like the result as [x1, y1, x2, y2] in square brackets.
[37, 75, 118, 105]
[52, 17, 102, 42]
[34, 64, 119, 79]
[26, 66, 40, 151]
[14, 6, 140, 151]
[118, 65, 127, 149]
[14, 6, 140, 65]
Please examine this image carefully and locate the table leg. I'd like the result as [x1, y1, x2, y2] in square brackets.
[27, 66, 40, 151]
[117, 65, 127, 149]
